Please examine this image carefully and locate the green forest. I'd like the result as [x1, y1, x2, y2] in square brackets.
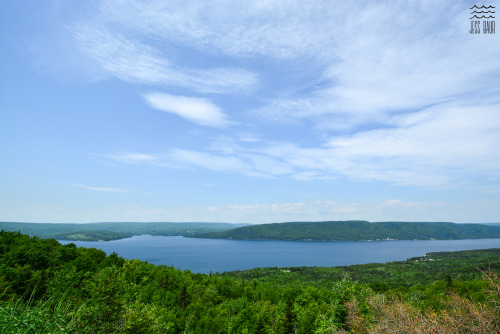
[0, 222, 247, 241]
[3, 221, 500, 242]
[1, 231, 499, 333]
[199, 220, 500, 241]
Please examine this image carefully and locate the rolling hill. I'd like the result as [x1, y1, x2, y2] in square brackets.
[0, 222, 247, 241]
[196, 220, 500, 241]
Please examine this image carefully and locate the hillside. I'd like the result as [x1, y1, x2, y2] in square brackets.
[224, 248, 500, 291]
[1, 231, 499, 333]
[0, 222, 247, 241]
[197, 220, 500, 241]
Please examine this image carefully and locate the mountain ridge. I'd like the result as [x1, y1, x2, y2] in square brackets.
[0, 221, 248, 241]
[195, 220, 500, 241]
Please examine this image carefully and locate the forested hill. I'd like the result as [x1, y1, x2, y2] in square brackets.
[1, 231, 499, 332]
[0, 222, 247, 241]
[196, 221, 500, 241]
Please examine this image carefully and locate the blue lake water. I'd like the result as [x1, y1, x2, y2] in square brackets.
[59, 236, 500, 274]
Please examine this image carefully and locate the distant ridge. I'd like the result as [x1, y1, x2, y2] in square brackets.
[196, 221, 500, 241]
[0, 222, 248, 241]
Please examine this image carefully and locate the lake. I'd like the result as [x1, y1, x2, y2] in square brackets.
[59, 236, 500, 274]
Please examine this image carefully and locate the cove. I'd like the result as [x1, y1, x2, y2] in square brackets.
[59, 236, 500, 274]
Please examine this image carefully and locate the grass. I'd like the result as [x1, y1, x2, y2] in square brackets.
[0, 289, 85, 334]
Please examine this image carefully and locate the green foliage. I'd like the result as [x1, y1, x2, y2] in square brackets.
[53, 230, 135, 241]
[0, 231, 498, 333]
[225, 249, 500, 290]
[0, 222, 247, 241]
[0, 291, 84, 333]
[199, 220, 500, 241]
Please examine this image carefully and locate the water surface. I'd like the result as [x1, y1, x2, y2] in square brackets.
[59, 236, 500, 274]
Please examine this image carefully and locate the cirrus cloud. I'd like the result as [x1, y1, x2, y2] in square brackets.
[70, 183, 127, 193]
[98, 99, 500, 187]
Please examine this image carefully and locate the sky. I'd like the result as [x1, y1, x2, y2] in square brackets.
[1, 1, 499, 224]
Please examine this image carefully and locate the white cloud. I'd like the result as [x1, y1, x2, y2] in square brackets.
[97, 152, 165, 167]
[97, 0, 342, 59]
[3, 197, 498, 224]
[324, 102, 500, 183]
[169, 149, 251, 174]
[99, 99, 500, 186]
[46, 2, 500, 133]
[143, 92, 229, 127]
[163, 199, 483, 224]
[6, 1, 500, 225]
[70, 183, 127, 193]
[34, 1, 500, 188]
[72, 24, 258, 93]
[252, 2, 500, 129]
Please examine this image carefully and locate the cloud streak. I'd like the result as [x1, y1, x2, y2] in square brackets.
[143, 92, 229, 127]
[62, 1, 500, 133]
[96, 0, 342, 59]
[110, 199, 476, 224]
[31, 2, 500, 189]
[70, 183, 127, 193]
[72, 24, 258, 94]
[99, 99, 500, 186]
[252, 2, 500, 131]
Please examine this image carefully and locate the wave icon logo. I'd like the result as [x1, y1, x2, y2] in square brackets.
[470, 5, 495, 19]
[470, 4, 496, 34]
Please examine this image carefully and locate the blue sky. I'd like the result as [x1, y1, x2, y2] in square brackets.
[1, 1, 499, 224]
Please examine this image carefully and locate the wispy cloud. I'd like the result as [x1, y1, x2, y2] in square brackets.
[52, 1, 500, 132]
[29, 1, 500, 189]
[4, 197, 498, 224]
[97, 1, 341, 59]
[72, 24, 258, 94]
[156, 199, 471, 223]
[99, 99, 500, 186]
[253, 2, 500, 130]
[191, 198, 497, 223]
[143, 92, 229, 127]
[70, 183, 127, 193]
